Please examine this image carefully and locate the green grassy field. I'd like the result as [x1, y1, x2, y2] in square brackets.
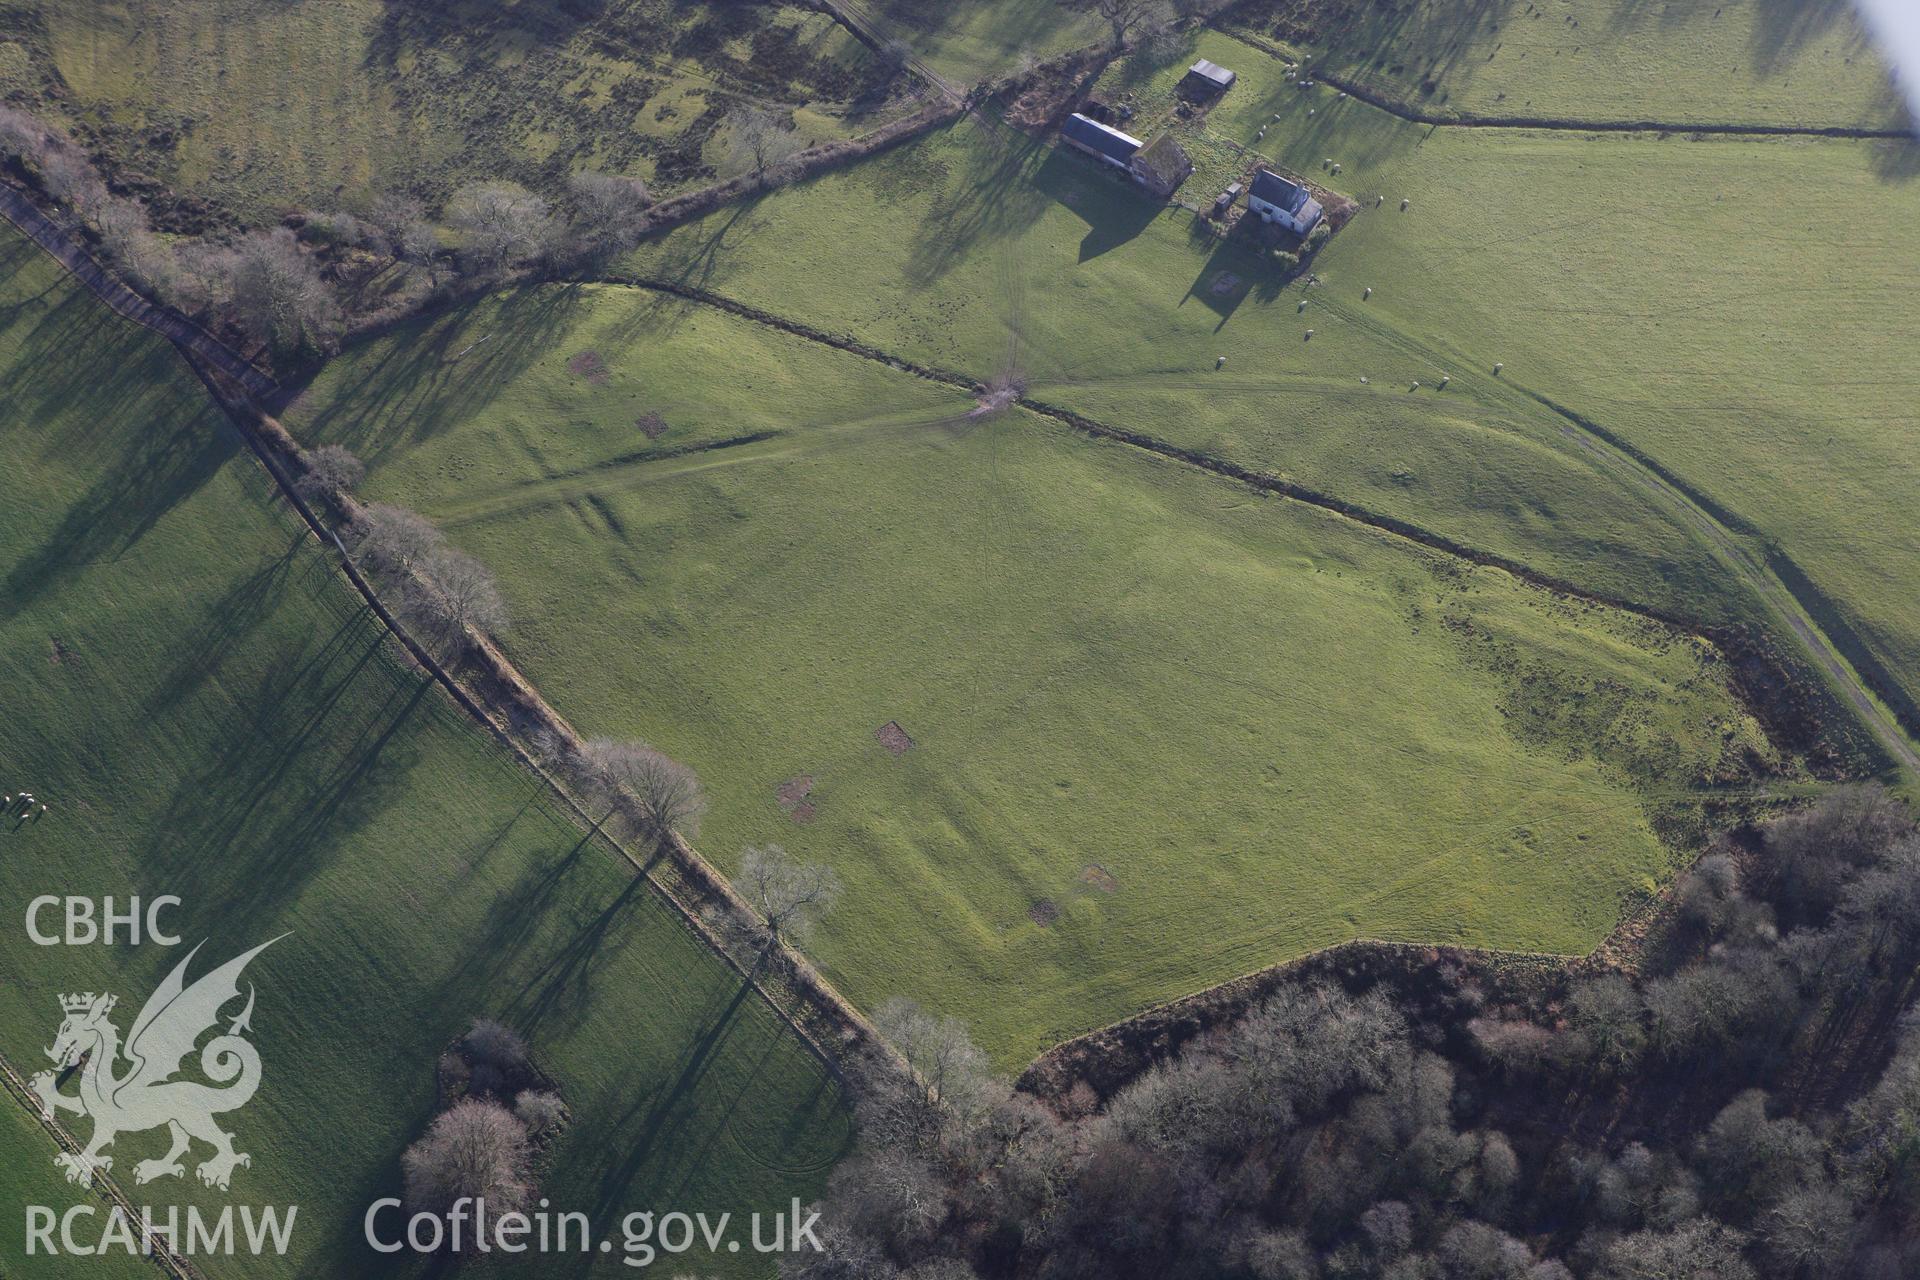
[620, 60, 1920, 744]
[287, 280, 1791, 1061]
[1225, 0, 1904, 129]
[844, 0, 1107, 87]
[0, 232, 848, 1277]
[0, 0, 895, 225]
[0, 1102, 154, 1280]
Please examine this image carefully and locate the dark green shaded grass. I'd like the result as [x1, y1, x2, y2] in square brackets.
[0, 231, 847, 1279]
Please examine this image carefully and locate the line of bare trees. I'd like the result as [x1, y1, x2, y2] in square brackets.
[344, 501, 509, 657]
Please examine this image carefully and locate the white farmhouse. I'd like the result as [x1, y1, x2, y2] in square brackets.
[1247, 168, 1324, 234]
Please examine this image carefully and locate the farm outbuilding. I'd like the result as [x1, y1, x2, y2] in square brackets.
[1248, 168, 1324, 234]
[1061, 113, 1142, 171]
[1129, 133, 1193, 198]
[1184, 59, 1236, 96]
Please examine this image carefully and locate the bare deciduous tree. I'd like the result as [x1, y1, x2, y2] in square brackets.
[581, 739, 706, 845]
[348, 502, 442, 576]
[566, 170, 650, 247]
[513, 1090, 567, 1141]
[726, 107, 801, 185]
[871, 997, 1001, 1145]
[735, 844, 841, 949]
[412, 545, 509, 644]
[1087, 0, 1172, 48]
[447, 181, 554, 273]
[229, 228, 340, 356]
[294, 443, 365, 504]
[401, 1099, 532, 1218]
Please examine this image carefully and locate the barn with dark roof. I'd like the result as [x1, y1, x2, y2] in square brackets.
[1060, 113, 1142, 171]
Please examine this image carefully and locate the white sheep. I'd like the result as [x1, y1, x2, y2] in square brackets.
[1363, 287, 1372, 299]
[1401, 198, 1410, 210]
[1304, 329, 1315, 340]
[1298, 299, 1308, 312]
[1216, 355, 1227, 368]
[1493, 362, 1504, 375]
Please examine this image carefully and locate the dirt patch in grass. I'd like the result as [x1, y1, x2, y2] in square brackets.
[47, 637, 69, 665]
[1208, 270, 1243, 297]
[1028, 899, 1060, 926]
[1079, 863, 1119, 893]
[636, 411, 669, 439]
[776, 775, 816, 823]
[567, 350, 610, 384]
[876, 721, 914, 755]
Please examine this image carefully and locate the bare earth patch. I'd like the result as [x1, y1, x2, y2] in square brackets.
[776, 775, 816, 823]
[47, 637, 69, 665]
[1080, 864, 1119, 893]
[567, 350, 611, 385]
[1028, 899, 1060, 927]
[876, 721, 915, 756]
[636, 411, 668, 439]
[1209, 271, 1243, 297]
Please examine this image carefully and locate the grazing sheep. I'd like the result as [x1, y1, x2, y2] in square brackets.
[1363, 287, 1372, 299]
[1411, 380, 1421, 390]
[1439, 375, 1451, 388]
[1401, 198, 1410, 210]
[1298, 299, 1308, 312]
[1216, 355, 1227, 368]
[1493, 362, 1505, 375]
[1304, 329, 1314, 340]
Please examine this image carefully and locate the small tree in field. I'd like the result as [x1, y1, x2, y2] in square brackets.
[401, 1099, 532, 1218]
[736, 844, 841, 951]
[726, 107, 800, 185]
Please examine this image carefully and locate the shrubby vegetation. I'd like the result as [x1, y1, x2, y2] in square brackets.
[403, 1018, 568, 1228]
[804, 788, 1920, 1279]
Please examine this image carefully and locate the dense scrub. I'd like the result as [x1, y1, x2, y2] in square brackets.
[803, 787, 1920, 1278]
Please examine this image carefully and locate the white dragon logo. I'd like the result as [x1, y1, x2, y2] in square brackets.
[30, 937, 283, 1192]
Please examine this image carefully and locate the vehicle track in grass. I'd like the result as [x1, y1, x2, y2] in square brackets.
[594, 268, 1919, 780]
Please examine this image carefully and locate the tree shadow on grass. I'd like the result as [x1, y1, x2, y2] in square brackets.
[1025, 149, 1163, 263]
[579, 973, 759, 1226]
[0, 375, 237, 624]
[135, 606, 434, 936]
[904, 120, 1054, 288]
[289, 283, 584, 467]
[1180, 229, 1274, 331]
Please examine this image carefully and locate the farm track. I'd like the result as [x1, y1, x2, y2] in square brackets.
[0, 183, 277, 399]
[596, 268, 1920, 779]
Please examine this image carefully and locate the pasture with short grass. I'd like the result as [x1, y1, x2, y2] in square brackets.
[0, 229, 848, 1277]
[288, 279, 1795, 1060]
[0, 0, 900, 225]
[7, 0, 1920, 1265]
[1226, 0, 1904, 129]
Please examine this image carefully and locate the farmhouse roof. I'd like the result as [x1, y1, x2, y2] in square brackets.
[1186, 58, 1236, 89]
[1250, 168, 1312, 214]
[1062, 113, 1142, 164]
[1132, 132, 1191, 184]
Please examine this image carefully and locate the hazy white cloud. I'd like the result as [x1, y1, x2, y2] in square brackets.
[1856, 0, 1920, 127]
